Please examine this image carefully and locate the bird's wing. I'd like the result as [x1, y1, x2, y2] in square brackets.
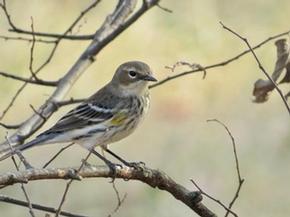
[38, 85, 126, 138]
[38, 102, 116, 137]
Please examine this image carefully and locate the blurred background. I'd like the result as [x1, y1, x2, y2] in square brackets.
[0, 0, 289, 216]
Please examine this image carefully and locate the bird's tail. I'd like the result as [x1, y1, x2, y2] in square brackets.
[0, 137, 47, 161]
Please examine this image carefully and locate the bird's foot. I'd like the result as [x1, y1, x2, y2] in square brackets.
[67, 168, 82, 180]
[105, 161, 122, 183]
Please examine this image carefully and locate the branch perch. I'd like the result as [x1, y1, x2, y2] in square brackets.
[0, 164, 217, 217]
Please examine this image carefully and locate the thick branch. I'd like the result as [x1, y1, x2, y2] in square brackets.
[0, 165, 217, 217]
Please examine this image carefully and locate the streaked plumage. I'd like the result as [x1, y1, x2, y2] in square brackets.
[0, 61, 156, 162]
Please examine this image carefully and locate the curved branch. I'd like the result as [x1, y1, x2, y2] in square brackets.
[0, 122, 20, 129]
[0, 164, 217, 217]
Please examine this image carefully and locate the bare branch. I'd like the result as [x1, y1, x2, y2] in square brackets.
[43, 143, 75, 168]
[28, 17, 38, 81]
[0, 0, 102, 121]
[0, 194, 88, 217]
[191, 180, 237, 217]
[0, 35, 55, 43]
[207, 119, 244, 217]
[0, 82, 27, 121]
[149, 28, 290, 89]
[0, 164, 217, 217]
[5, 136, 36, 217]
[57, 98, 86, 107]
[207, 119, 242, 182]
[107, 182, 127, 217]
[0, 71, 58, 86]
[0, 0, 101, 40]
[0, 122, 20, 129]
[29, 104, 46, 121]
[220, 22, 290, 115]
[55, 151, 92, 217]
[156, 3, 173, 13]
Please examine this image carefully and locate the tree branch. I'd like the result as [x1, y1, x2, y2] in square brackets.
[207, 119, 244, 217]
[0, 0, 103, 121]
[149, 28, 290, 89]
[0, 35, 55, 43]
[0, 122, 20, 129]
[0, 164, 217, 217]
[0, 194, 88, 217]
[220, 22, 290, 115]
[0, 0, 99, 41]
[0, 71, 58, 86]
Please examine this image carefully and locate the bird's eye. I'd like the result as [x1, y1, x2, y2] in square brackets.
[128, 70, 137, 78]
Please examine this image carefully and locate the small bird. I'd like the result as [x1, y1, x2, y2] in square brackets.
[0, 61, 157, 169]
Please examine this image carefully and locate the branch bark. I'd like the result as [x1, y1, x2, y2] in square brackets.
[0, 164, 217, 217]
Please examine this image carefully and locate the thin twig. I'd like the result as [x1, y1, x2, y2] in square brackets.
[28, 17, 38, 80]
[0, 71, 58, 86]
[55, 151, 92, 217]
[5, 135, 36, 217]
[0, 0, 101, 121]
[57, 98, 86, 107]
[207, 119, 242, 182]
[191, 180, 237, 217]
[0, 122, 20, 129]
[149, 28, 290, 89]
[43, 143, 75, 168]
[29, 104, 46, 121]
[0, 194, 88, 217]
[1, 0, 99, 40]
[107, 182, 127, 217]
[207, 119, 244, 217]
[220, 22, 290, 115]
[0, 83, 27, 121]
[156, 3, 173, 13]
[0, 35, 56, 43]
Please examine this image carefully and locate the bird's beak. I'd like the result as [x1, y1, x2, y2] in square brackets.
[140, 74, 157, 82]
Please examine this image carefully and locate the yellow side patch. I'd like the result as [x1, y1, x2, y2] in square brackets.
[110, 112, 127, 126]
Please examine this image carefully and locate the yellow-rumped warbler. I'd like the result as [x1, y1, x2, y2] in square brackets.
[0, 61, 157, 168]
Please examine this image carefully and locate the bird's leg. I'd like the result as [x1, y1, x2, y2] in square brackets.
[91, 149, 120, 179]
[104, 148, 145, 169]
[16, 151, 34, 169]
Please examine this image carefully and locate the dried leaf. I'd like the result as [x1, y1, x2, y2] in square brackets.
[253, 38, 290, 103]
[285, 91, 290, 100]
[280, 62, 290, 84]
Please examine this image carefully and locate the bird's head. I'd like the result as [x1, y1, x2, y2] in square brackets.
[111, 61, 157, 96]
